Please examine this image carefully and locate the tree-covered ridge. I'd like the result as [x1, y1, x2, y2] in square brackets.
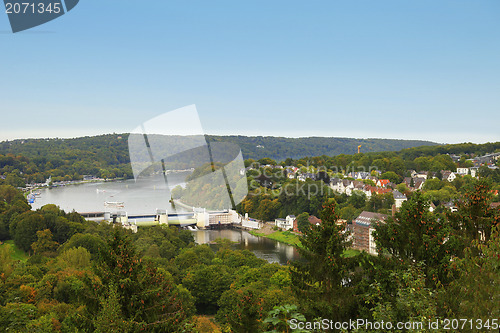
[207, 135, 437, 160]
[0, 134, 132, 184]
[0, 133, 498, 189]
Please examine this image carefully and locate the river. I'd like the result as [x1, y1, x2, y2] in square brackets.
[31, 174, 300, 265]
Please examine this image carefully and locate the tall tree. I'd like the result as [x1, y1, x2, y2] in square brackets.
[87, 229, 192, 331]
[447, 179, 499, 248]
[291, 199, 356, 321]
[296, 212, 310, 233]
[374, 192, 454, 286]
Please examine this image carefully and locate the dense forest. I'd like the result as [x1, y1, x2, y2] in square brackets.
[0, 133, 496, 189]
[0, 180, 498, 332]
[0, 134, 437, 186]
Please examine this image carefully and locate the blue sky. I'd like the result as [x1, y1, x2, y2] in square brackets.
[1, 0, 499, 143]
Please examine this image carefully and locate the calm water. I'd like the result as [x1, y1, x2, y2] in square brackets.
[31, 173, 189, 215]
[193, 229, 301, 265]
[31, 174, 299, 264]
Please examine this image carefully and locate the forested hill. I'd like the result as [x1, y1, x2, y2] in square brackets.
[207, 136, 437, 160]
[0, 134, 436, 162]
[0, 134, 498, 185]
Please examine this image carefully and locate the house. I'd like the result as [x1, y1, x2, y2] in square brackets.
[297, 173, 316, 182]
[275, 218, 287, 230]
[286, 215, 296, 229]
[376, 179, 390, 187]
[441, 171, 456, 182]
[308, 215, 321, 226]
[470, 167, 479, 178]
[415, 172, 428, 180]
[352, 211, 387, 255]
[456, 167, 469, 175]
[348, 171, 371, 180]
[292, 215, 321, 233]
[275, 215, 296, 230]
[414, 178, 425, 190]
[331, 179, 354, 195]
[386, 182, 397, 189]
[403, 177, 412, 188]
[329, 178, 342, 192]
[366, 186, 392, 195]
[286, 167, 298, 179]
[393, 190, 407, 209]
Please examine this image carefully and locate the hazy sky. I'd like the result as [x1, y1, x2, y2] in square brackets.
[1, 1, 499, 143]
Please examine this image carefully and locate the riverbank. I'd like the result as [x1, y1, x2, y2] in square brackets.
[24, 177, 124, 193]
[171, 199, 194, 211]
[249, 228, 361, 257]
[249, 230, 302, 247]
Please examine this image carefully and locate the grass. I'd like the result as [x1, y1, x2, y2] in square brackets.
[249, 230, 302, 247]
[249, 230, 363, 257]
[0, 240, 28, 262]
[342, 248, 361, 258]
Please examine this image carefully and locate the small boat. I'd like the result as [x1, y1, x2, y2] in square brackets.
[96, 189, 107, 193]
[104, 201, 124, 208]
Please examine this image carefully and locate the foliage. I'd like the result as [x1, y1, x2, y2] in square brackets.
[296, 212, 310, 233]
[263, 304, 308, 333]
[374, 192, 454, 286]
[291, 199, 357, 321]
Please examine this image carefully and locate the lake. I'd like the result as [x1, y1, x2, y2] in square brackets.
[31, 174, 300, 265]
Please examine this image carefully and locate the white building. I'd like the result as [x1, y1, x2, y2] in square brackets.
[275, 215, 295, 230]
[393, 190, 407, 209]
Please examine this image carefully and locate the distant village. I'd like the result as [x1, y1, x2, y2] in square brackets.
[247, 152, 500, 255]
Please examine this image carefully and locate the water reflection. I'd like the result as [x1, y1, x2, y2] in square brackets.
[192, 229, 301, 265]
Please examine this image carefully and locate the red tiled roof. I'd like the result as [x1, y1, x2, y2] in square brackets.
[378, 179, 390, 186]
[308, 215, 321, 225]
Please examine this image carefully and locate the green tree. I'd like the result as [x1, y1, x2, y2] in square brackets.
[446, 225, 500, 321]
[447, 179, 499, 247]
[58, 247, 92, 269]
[263, 304, 308, 333]
[182, 264, 232, 314]
[31, 229, 59, 256]
[10, 211, 47, 252]
[93, 284, 134, 333]
[291, 199, 356, 321]
[296, 212, 310, 233]
[374, 192, 454, 286]
[88, 229, 191, 331]
[380, 171, 401, 184]
[365, 266, 441, 333]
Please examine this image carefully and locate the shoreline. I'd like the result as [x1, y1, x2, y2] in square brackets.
[248, 229, 303, 248]
[171, 199, 194, 211]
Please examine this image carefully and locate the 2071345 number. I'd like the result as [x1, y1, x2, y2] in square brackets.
[5, 2, 61, 14]
[442, 318, 498, 330]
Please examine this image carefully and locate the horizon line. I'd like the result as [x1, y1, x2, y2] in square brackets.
[3, 131, 500, 146]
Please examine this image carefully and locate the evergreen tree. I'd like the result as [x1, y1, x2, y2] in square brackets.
[291, 199, 357, 321]
[374, 192, 454, 286]
[88, 229, 191, 332]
